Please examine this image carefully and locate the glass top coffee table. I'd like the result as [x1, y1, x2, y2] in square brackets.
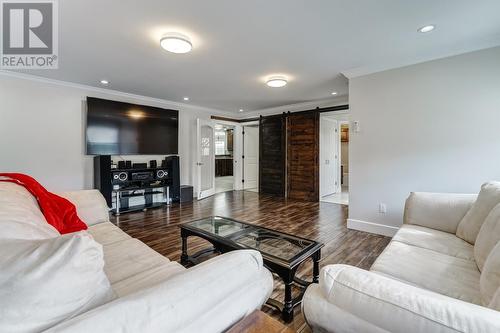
[180, 216, 323, 322]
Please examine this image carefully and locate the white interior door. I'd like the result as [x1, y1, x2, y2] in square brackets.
[196, 118, 215, 199]
[243, 126, 259, 190]
[320, 118, 338, 197]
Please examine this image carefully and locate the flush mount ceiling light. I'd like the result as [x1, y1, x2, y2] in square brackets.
[183, 97, 189, 101]
[266, 76, 288, 88]
[239, 109, 244, 112]
[418, 25, 435, 33]
[160, 32, 192, 53]
[331, 91, 338, 95]
[100, 79, 109, 86]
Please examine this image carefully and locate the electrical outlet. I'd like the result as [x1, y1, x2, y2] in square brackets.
[379, 203, 387, 214]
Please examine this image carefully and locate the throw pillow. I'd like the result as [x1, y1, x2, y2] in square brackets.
[456, 181, 500, 244]
[0, 232, 115, 332]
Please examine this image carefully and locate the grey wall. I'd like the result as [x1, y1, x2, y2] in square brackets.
[348, 46, 500, 234]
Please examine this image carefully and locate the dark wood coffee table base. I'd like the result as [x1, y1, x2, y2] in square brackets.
[180, 228, 321, 322]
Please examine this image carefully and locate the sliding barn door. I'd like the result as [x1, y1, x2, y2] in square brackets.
[259, 114, 286, 196]
[287, 111, 319, 201]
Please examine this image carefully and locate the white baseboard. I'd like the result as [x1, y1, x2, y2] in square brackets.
[347, 219, 399, 237]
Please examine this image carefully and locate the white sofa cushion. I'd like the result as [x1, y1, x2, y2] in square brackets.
[303, 264, 500, 333]
[394, 224, 474, 260]
[0, 182, 59, 240]
[111, 263, 185, 297]
[102, 237, 174, 285]
[475, 203, 500, 271]
[86, 221, 186, 296]
[0, 232, 115, 333]
[371, 241, 481, 304]
[480, 242, 500, 309]
[457, 182, 500, 244]
[87, 221, 131, 246]
[58, 190, 110, 226]
[404, 192, 477, 233]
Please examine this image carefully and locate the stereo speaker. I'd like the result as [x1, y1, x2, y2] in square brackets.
[165, 156, 180, 203]
[94, 155, 112, 207]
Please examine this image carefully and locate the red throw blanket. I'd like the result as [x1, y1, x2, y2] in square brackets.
[0, 173, 87, 234]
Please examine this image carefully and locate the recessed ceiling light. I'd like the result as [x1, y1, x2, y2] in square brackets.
[418, 25, 435, 33]
[160, 32, 192, 54]
[266, 76, 288, 88]
[239, 109, 244, 112]
[128, 110, 145, 119]
[183, 97, 189, 101]
[100, 79, 109, 86]
[331, 91, 338, 95]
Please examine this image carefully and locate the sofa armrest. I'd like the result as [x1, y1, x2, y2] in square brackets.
[403, 192, 477, 233]
[303, 265, 499, 333]
[45, 250, 273, 333]
[58, 190, 110, 226]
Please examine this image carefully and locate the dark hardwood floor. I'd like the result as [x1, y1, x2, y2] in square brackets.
[110, 190, 390, 333]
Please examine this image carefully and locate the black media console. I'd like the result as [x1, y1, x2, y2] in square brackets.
[94, 155, 181, 215]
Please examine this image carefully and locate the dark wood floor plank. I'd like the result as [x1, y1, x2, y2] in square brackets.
[110, 190, 390, 331]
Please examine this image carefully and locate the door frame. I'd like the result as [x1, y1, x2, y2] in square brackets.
[196, 118, 216, 199]
[242, 122, 259, 190]
[212, 119, 243, 191]
[319, 116, 339, 197]
[338, 120, 349, 191]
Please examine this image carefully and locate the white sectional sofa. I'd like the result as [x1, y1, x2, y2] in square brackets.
[0, 183, 273, 333]
[303, 188, 500, 333]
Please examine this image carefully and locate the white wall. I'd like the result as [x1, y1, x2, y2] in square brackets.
[348, 46, 500, 236]
[0, 73, 228, 192]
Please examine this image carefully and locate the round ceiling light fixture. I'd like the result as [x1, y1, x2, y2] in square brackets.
[418, 25, 435, 33]
[183, 97, 189, 101]
[160, 32, 193, 54]
[239, 109, 244, 112]
[266, 76, 288, 88]
[100, 79, 109, 86]
[331, 91, 338, 95]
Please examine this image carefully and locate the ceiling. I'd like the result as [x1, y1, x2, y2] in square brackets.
[15, 0, 500, 113]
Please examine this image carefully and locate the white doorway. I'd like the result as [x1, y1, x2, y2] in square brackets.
[319, 113, 349, 205]
[196, 118, 216, 199]
[214, 123, 235, 194]
[320, 117, 339, 198]
[243, 125, 259, 192]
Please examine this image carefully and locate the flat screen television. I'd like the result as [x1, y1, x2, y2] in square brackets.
[86, 97, 178, 155]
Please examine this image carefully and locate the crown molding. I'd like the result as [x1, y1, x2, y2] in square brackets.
[0, 70, 229, 115]
[342, 43, 500, 79]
